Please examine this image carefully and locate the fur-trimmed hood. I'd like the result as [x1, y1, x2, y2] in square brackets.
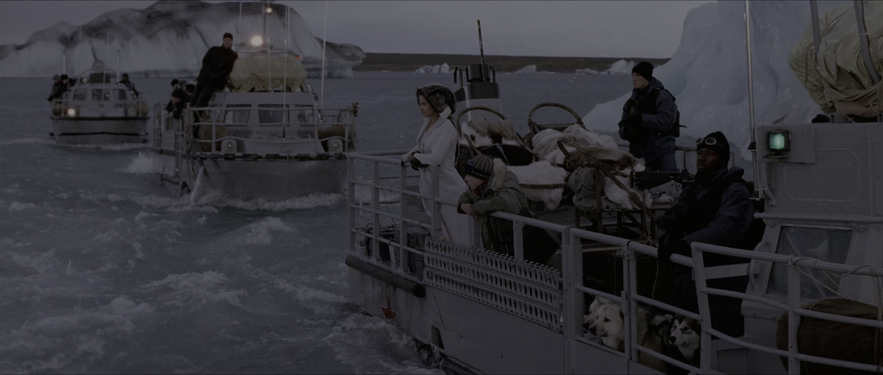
[487, 158, 514, 191]
[416, 83, 456, 114]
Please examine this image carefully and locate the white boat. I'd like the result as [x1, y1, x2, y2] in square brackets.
[345, 5, 883, 374]
[50, 60, 149, 145]
[152, 43, 357, 199]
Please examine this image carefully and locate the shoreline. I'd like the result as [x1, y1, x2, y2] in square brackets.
[354, 52, 670, 73]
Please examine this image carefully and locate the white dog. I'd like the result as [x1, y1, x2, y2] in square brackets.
[669, 314, 701, 366]
[583, 297, 669, 372]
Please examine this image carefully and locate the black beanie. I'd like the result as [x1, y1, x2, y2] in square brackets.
[632, 61, 653, 81]
[697, 131, 730, 162]
[223, 32, 233, 40]
[465, 154, 493, 180]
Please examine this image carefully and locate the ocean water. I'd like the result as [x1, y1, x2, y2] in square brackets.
[0, 71, 630, 373]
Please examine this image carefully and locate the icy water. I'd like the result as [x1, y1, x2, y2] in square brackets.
[0, 71, 629, 373]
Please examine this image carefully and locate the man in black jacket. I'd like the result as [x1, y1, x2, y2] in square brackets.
[656, 131, 760, 337]
[190, 32, 238, 110]
[618, 61, 678, 171]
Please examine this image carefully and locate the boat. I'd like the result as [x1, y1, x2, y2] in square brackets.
[151, 6, 358, 200]
[49, 60, 149, 145]
[345, 4, 883, 374]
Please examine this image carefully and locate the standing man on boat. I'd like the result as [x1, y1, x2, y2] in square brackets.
[46, 74, 61, 101]
[656, 131, 761, 337]
[618, 61, 679, 171]
[119, 73, 139, 98]
[190, 32, 239, 110]
[47, 74, 69, 101]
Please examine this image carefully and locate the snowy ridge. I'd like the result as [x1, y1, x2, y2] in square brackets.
[0, 0, 365, 78]
[581, 1, 841, 159]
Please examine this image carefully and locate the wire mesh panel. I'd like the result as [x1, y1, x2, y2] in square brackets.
[423, 237, 564, 332]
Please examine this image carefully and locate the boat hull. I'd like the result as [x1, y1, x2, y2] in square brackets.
[161, 153, 347, 199]
[50, 117, 149, 145]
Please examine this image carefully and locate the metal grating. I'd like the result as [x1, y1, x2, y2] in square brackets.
[423, 237, 564, 332]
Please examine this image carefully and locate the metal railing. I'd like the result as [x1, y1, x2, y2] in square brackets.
[164, 104, 356, 155]
[346, 150, 883, 374]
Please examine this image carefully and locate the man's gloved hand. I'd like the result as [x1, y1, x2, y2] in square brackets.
[657, 240, 690, 263]
[625, 112, 641, 127]
[409, 153, 428, 171]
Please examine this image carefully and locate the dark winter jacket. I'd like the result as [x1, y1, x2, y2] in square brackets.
[618, 78, 677, 170]
[660, 166, 754, 265]
[47, 82, 67, 101]
[196, 46, 239, 87]
[120, 79, 139, 97]
[457, 158, 530, 254]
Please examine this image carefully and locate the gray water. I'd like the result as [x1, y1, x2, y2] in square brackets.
[0, 71, 630, 373]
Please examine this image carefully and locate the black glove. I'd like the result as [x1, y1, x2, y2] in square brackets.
[625, 112, 641, 127]
[409, 153, 428, 171]
[657, 240, 690, 263]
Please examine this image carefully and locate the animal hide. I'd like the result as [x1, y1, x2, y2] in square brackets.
[507, 160, 567, 210]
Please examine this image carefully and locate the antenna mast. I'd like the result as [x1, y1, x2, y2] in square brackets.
[477, 20, 485, 65]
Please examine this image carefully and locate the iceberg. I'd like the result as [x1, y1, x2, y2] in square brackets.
[581, 1, 844, 159]
[416, 63, 451, 74]
[0, 0, 365, 78]
[576, 59, 636, 75]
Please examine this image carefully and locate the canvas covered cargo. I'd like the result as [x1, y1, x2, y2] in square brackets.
[789, 2, 883, 117]
[228, 55, 307, 93]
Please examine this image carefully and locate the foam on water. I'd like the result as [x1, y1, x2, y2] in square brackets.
[209, 192, 344, 211]
[120, 152, 155, 174]
[140, 271, 247, 308]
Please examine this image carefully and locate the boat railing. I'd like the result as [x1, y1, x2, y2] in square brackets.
[347, 151, 447, 283]
[688, 242, 883, 374]
[180, 105, 357, 154]
[347, 149, 883, 374]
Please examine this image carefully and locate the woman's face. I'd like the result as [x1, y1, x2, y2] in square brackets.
[418, 95, 436, 118]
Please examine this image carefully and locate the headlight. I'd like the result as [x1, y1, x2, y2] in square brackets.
[768, 130, 790, 152]
[66, 108, 77, 117]
[250, 35, 263, 47]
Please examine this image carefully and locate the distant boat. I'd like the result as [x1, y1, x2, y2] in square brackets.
[152, 39, 358, 200]
[49, 60, 149, 145]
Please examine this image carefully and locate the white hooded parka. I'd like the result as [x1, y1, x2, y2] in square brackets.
[402, 106, 473, 247]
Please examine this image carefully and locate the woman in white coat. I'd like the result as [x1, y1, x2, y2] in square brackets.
[402, 84, 473, 248]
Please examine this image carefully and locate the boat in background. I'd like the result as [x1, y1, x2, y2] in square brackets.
[50, 60, 149, 145]
[152, 15, 358, 200]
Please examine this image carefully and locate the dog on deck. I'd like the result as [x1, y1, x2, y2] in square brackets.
[668, 314, 701, 368]
[583, 297, 670, 372]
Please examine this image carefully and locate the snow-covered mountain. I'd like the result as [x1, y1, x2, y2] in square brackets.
[582, 1, 844, 159]
[0, 0, 365, 78]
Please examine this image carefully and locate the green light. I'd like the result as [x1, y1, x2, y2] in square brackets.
[768, 130, 790, 152]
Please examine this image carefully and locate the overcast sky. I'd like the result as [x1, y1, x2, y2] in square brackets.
[0, 1, 713, 58]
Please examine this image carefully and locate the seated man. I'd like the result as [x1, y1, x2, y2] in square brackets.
[457, 154, 557, 264]
[657, 131, 759, 337]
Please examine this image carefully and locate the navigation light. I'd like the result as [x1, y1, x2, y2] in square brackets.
[66, 108, 77, 117]
[266, 7, 273, 14]
[250, 35, 264, 47]
[768, 130, 790, 152]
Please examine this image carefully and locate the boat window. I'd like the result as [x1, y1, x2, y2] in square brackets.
[223, 104, 250, 125]
[766, 226, 851, 299]
[116, 90, 127, 100]
[258, 104, 289, 124]
[92, 89, 110, 101]
[73, 89, 87, 101]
